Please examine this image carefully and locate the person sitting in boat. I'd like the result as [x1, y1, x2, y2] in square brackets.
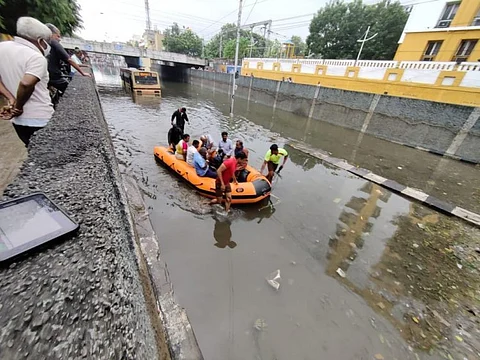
[200, 133, 217, 161]
[209, 148, 225, 171]
[186, 139, 200, 166]
[194, 148, 217, 179]
[210, 151, 248, 213]
[168, 124, 183, 152]
[260, 144, 288, 183]
[175, 133, 190, 161]
[235, 140, 249, 181]
[218, 131, 233, 158]
[200, 134, 216, 151]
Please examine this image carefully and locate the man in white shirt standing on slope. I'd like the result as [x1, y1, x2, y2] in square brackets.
[0, 17, 54, 147]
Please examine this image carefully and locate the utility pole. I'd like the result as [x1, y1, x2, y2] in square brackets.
[230, 0, 243, 117]
[249, 26, 256, 58]
[265, 22, 271, 57]
[262, 26, 267, 57]
[219, 34, 223, 58]
[355, 26, 377, 66]
[144, 0, 152, 30]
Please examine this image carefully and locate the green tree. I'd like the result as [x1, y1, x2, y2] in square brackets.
[223, 37, 250, 60]
[205, 23, 267, 59]
[0, 0, 82, 35]
[362, 0, 409, 60]
[163, 22, 203, 57]
[267, 39, 281, 58]
[291, 35, 307, 57]
[307, 0, 407, 60]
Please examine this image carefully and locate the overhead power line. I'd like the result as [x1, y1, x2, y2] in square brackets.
[243, 0, 259, 25]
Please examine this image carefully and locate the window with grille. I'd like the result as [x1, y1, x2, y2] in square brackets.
[436, 2, 460, 28]
[422, 41, 443, 61]
[452, 39, 478, 62]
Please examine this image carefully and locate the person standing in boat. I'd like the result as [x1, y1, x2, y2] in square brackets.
[171, 107, 189, 133]
[175, 133, 190, 160]
[218, 131, 233, 158]
[211, 151, 248, 213]
[260, 144, 288, 183]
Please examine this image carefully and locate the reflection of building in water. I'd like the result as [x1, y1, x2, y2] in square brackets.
[326, 182, 391, 277]
[283, 144, 323, 172]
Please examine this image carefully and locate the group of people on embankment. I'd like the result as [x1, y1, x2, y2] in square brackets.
[0, 17, 91, 147]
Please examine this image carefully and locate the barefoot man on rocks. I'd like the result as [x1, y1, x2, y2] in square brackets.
[210, 151, 248, 213]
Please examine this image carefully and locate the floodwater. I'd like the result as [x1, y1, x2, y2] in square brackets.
[95, 67, 480, 360]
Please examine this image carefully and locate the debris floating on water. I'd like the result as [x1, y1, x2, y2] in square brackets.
[266, 270, 281, 290]
[254, 318, 267, 331]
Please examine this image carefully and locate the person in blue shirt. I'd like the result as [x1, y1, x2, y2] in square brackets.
[194, 148, 217, 178]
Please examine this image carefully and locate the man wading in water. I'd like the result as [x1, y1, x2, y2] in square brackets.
[210, 151, 248, 213]
[171, 107, 189, 133]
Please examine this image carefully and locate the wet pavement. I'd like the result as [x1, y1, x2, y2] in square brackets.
[96, 68, 480, 360]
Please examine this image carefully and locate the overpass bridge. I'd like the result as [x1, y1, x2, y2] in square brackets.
[61, 37, 206, 69]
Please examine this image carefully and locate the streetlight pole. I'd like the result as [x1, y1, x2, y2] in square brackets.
[230, 0, 243, 117]
[355, 25, 377, 66]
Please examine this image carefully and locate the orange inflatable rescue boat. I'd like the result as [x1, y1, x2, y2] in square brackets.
[154, 146, 271, 204]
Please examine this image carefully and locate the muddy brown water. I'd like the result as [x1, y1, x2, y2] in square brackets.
[96, 68, 479, 360]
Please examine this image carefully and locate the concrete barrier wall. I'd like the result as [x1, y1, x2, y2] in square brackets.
[188, 69, 480, 163]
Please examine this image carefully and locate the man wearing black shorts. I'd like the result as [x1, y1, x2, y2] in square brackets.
[260, 144, 289, 183]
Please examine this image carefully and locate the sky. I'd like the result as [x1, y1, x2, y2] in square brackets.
[76, 0, 440, 43]
[76, 0, 333, 42]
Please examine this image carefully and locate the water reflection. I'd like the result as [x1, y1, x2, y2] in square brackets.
[284, 143, 323, 172]
[131, 93, 162, 106]
[96, 68, 479, 360]
[213, 217, 236, 249]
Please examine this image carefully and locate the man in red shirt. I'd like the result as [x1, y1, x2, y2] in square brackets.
[211, 151, 248, 212]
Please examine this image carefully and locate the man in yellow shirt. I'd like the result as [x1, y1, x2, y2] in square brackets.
[260, 144, 288, 183]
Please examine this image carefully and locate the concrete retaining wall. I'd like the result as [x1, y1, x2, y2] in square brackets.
[188, 69, 480, 163]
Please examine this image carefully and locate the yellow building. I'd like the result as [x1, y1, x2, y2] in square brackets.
[395, 0, 480, 62]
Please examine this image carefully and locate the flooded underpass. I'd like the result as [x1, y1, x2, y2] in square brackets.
[95, 68, 480, 360]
